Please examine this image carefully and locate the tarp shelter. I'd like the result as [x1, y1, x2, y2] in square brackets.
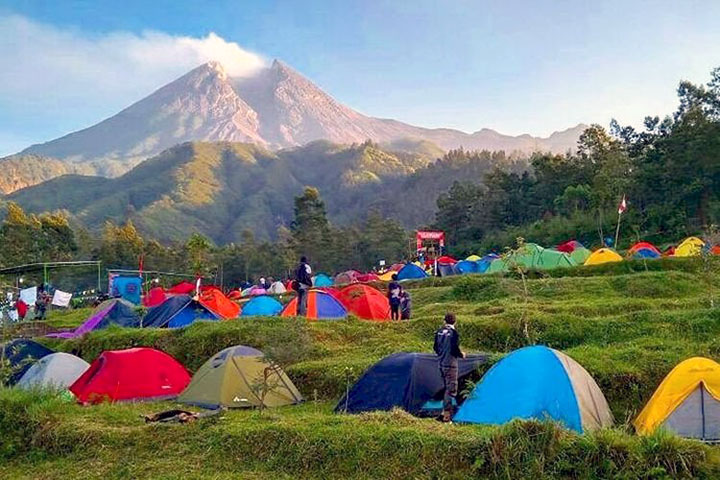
[268, 281, 287, 295]
[634, 357, 720, 440]
[675, 237, 705, 257]
[281, 289, 347, 320]
[312, 273, 334, 287]
[110, 275, 142, 305]
[168, 281, 196, 295]
[17, 352, 89, 390]
[1, 339, 54, 385]
[142, 295, 218, 328]
[240, 296, 283, 317]
[584, 248, 623, 266]
[397, 263, 428, 281]
[336, 284, 390, 321]
[199, 289, 240, 319]
[70, 347, 190, 404]
[335, 270, 361, 285]
[486, 244, 576, 273]
[47, 298, 140, 339]
[454, 346, 613, 433]
[335, 352, 487, 415]
[178, 345, 302, 409]
[143, 287, 167, 307]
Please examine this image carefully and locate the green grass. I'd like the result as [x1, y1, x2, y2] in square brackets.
[8, 262, 720, 478]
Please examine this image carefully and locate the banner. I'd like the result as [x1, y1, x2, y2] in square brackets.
[52, 290, 73, 307]
[20, 286, 37, 305]
[416, 230, 445, 251]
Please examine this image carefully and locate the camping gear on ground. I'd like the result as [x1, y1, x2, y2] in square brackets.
[142, 295, 219, 328]
[47, 298, 141, 339]
[199, 289, 240, 318]
[178, 345, 302, 409]
[335, 352, 487, 415]
[634, 357, 720, 440]
[584, 248, 623, 266]
[70, 347, 191, 404]
[143, 287, 167, 307]
[240, 296, 283, 317]
[312, 273, 334, 287]
[675, 237, 705, 257]
[143, 408, 224, 423]
[1, 339, 54, 385]
[397, 263, 429, 281]
[281, 289, 347, 320]
[17, 352, 89, 390]
[454, 345, 613, 433]
[109, 275, 142, 304]
[336, 284, 390, 321]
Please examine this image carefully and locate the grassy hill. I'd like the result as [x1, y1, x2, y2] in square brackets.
[3, 259, 720, 478]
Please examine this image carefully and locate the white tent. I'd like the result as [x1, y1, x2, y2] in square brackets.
[17, 352, 89, 390]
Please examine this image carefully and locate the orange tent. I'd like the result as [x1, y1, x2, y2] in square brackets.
[336, 284, 390, 321]
[198, 289, 240, 319]
[281, 290, 347, 320]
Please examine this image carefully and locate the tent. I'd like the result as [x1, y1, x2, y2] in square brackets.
[569, 247, 592, 265]
[455, 260, 480, 275]
[356, 273, 381, 283]
[628, 242, 661, 259]
[70, 347, 190, 404]
[675, 237, 705, 257]
[465, 255, 482, 261]
[389, 263, 405, 272]
[435, 256, 458, 265]
[378, 271, 397, 282]
[397, 263, 428, 281]
[143, 287, 167, 307]
[228, 290, 243, 300]
[312, 273, 334, 287]
[556, 240, 585, 254]
[240, 296, 284, 317]
[634, 357, 720, 440]
[199, 289, 240, 319]
[584, 248, 623, 266]
[477, 254, 500, 273]
[437, 262, 457, 277]
[281, 290, 347, 320]
[110, 275, 142, 304]
[335, 270, 361, 285]
[454, 346, 613, 433]
[336, 284, 390, 321]
[17, 352, 89, 390]
[486, 244, 576, 273]
[335, 352, 487, 415]
[267, 281, 287, 295]
[241, 287, 255, 298]
[142, 295, 219, 328]
[167, 281, 196, 295]
[178, 345, 302, 409]
[712, 245, 720, 256]
[47, 298, 140, 339]
[1, 339, 54, 385]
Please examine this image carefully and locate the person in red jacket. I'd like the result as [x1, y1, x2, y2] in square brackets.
[16, 298, 28, 321]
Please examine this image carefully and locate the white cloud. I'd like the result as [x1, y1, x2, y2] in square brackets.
[0, 15, 266, 110]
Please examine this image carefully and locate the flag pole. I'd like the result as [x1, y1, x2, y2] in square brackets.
[614, 210, 622, 249]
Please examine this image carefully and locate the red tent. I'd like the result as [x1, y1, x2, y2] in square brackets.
[557, 240, 584, 253]
[335, 270, 361, 285]
[143, 286, 167, 307]
[336, 284, 390, 321]
[712, 245, 720, 256]
[628, 242, 661, 256]
[198, 289, 240, 319]
[227, 290, 243, 300]
[389, 263, 405, 272]
[356, 273, 381, 283]
[70, 348, 190, 404]
[167, 281, 196, 295]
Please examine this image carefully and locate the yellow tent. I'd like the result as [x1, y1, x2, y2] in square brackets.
[465, 255, 481, 261]
[584, 248, 623, 266]
[378, 271, 395, 282]
[674, 236, 705, 257]
[634, 357, 720, 437]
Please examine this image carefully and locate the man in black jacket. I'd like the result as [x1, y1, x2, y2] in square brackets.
[295, 256, 313, 316]
[433, 313, 465, 422]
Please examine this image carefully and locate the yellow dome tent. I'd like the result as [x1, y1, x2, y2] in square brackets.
[674, 236, 705, 257]
[465, 255, 481, 261]
[634, 357, 720, 440]
[378, 271, 395, 282]
[584, 248, 623, 266]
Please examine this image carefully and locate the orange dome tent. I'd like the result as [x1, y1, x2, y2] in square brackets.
[198, 289, 240, 319]
[337, 284, 390, 321]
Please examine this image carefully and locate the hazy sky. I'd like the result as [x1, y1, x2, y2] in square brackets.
[2, 0, 720, 156]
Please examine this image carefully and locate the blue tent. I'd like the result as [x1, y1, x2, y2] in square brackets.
[454, 346, 613, 432]
[1, 339, 54, 385]
[241, 295, 284, 317]
[335, 352, 487, 415]
[397, 263, 428, 281]
[95, 299, 141, 329]
[110, 275, 142, 304]
[632, 248, 661, 259]
[312, 273, 334, 287]
[142, 295, 218, 328]
[455, 260, 480, 275]
[477, 254, 500, 273]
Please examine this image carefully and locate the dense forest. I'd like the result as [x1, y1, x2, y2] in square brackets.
[1, 68, 719, 284]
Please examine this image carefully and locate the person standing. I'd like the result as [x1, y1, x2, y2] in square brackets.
[433, 313, 465, 422]
[387, 274, 402, 320]
[400, 290, 412, 320]
[294, 256, 313, 316]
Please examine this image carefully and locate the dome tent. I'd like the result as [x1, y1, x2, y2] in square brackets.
[1, 339, 54, 385]
[281, 289, 347, 320]
[675, 237, 705, 257]
[142, 295, 219, 328]
[584, 248, 623, 266]
[486, 244, 575, 273]
[178, 345, 302, 409]
[312, 273, 334, 287]
[17, 352, 89, 390]
[397, 263, 428, 281]
[47, 298, 140, 339]
[241, 295, 284, 317]
[336, 284, 390, 321]
[454, 346, 613, 433]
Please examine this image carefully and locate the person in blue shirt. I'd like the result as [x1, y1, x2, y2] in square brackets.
[433, 313, 465, 422]
[387, 274, 402, 320]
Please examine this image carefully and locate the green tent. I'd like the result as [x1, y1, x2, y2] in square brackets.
[178, 346, 303, 409]
[569, 247, 592, 265]
[485, 244, 576, 273]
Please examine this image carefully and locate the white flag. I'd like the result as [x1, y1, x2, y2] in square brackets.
[618, 195, 627, 215]
[52, 290, 73, 307]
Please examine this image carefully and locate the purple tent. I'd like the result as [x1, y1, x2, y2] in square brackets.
[47, 299, 140, 339]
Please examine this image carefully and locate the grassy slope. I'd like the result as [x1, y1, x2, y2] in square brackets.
[4, 258, 720, 478]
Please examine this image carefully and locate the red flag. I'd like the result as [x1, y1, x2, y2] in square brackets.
[618, 195, 627, 215]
